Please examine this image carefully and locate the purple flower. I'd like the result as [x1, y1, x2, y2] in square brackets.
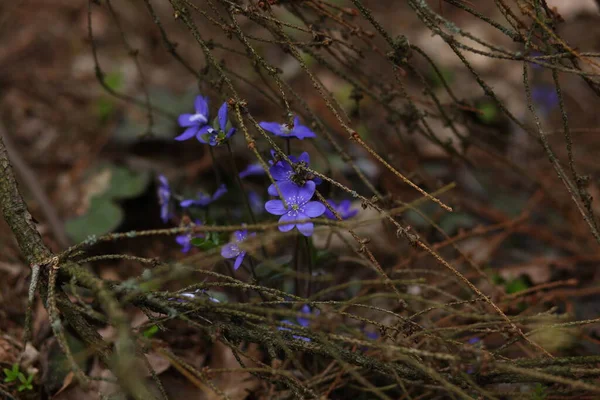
[239, 163, 266, 178]
[277, 305, 318, 341]
[267, 151, 321, 196]
[175, 220, 203, 253]
[175, 95, 210, 141]
[175, 234, 193, 253]
[157, 175, 171, 223]
[468, 337, 481, 345]
[180, 184, 227, 208]
[259, 115, 316, 139]
[296, 304, 319, 327]
[221, 229, 255, 270]
[197, 102, 236, 146]
[248, 191, 263, 215]
[323, 199, 358, 220]
[529, 51, 543, 70]
[365, 330, 379, 340]
[265, 181, 326, 236]
[532, 86, 559, 115]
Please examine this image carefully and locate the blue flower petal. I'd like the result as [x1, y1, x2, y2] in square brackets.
[296, 181, 316, 203]
[233, 252, 245, 270]
[239, 163, 265, 179]
[270, 161, 294, 181]
[196, 126, 212, 143]
[178, 113, 198, 127]
[175, 126, 199, 141]
[212, 184, 228, 201]
[234, 230, 247, 242]
[218, 102, 228, 132]
[278, 213, 297, 232]
[180, 199, 195, 208]
[221, 242, 240, 258]
[226, 127, 236, 139]
[267, 183, 279, 197]
[195, 95, 209, 117]
[296, 221, 314, 236]
[298, 152, 310, 164]
[304, 201, 326, 218]
[265, 200, 287, 215]
[259, 121, 284, 136]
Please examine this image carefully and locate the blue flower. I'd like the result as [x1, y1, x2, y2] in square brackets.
[267, 151, 321, 196]
[239, 163, 266, 179]
[259, 115, 316, 139]
[175, 220, 203, 253]
[277, 305, 318, 341]
[468, 337, 481, 345]
[265, 181, 326, 236]
[221, 229, 255, 270]
[365, 330, 379, 340]
[323, 199, 359, 220]
[197, 102, 236, 146]
[175, 95, 210, 141]
[532, 86, 558, 115]
[180, 184, 227, 208]
[248, 191, 264, 215]
[175, 234, 193, 253]
[529, 51, 543, 70]
[157, 175, 171, 223]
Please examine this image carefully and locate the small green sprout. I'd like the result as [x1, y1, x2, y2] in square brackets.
[3, 363, 35, 392]
[3, 363, 20, 383]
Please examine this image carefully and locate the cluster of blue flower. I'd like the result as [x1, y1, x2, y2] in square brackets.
[158, 94, 359, 268]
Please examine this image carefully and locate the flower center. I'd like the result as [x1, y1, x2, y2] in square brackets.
[291, 204, 299, 211]
[190, 113, 207, 123]
[280, 124, 292, 135]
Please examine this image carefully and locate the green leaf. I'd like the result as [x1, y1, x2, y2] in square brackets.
[505, 276, 530, 294]
[96, 98, 115, 121]
[65, 196, 124, 243]
[429, 66, 454, 88]
[105, 71, 123, 91]
[191, 237, 219, 251]
[114, 88, 196, 144]
[3, 364, 20, 383]
[102, 165, 150, 200]
[95, 71, 122, 121]
[333, 83, 354, 112]
[531, 383, 547, 399]
[477, 102, 498, 124]
[491, 273, 505, 285]
[3, 371, 16, 383]
[143, 325, 159, 338]
[191, 232, 224, 250]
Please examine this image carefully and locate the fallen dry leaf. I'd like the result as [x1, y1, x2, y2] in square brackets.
[204, 341, 262, 400]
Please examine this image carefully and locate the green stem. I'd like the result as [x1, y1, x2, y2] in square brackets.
[226, 142, 257, 224]
[208, 146, 232, 223]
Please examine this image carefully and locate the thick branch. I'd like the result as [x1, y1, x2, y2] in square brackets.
[0, 133, 52, 265]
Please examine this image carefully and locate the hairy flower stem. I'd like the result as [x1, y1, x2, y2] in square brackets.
[304, 236, 313, 298]
[208, 146, 232, 222]
[226, 142, 257, 225]
[293, 233, 301, 297]
[225, 142, 268, 281]
[285, 137, 291, 155]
